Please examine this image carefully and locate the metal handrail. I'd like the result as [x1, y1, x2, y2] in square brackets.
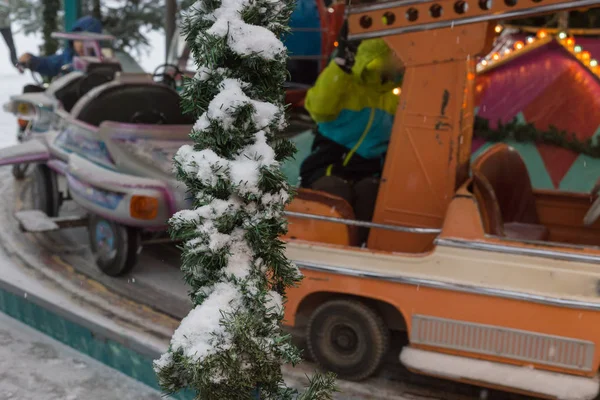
[284, 211, 441, 234]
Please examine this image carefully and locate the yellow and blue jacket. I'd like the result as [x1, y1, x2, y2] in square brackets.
[300, 39, 401, 186]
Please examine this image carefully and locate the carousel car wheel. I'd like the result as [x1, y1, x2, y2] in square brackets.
[306, 299, 390, 381]
[12, 163, 30, 180]
[32, 164, 60, 217]
[89, 215, 141, 276]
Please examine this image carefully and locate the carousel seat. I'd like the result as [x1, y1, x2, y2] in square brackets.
[472, 143, 549, 242]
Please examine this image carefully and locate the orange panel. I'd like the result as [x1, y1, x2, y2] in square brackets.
[347, 0, 584, 40]
[367, 24, 490, 253]
[534, 190, 600, 246]
[439, 193, 486, 240]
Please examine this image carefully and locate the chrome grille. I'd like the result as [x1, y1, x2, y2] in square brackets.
[411, 315, 595, 371]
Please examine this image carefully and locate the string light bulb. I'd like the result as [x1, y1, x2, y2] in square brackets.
[494, 24, 503, 33]
[393, 87, 401, 95]
[582, 51, 591, 61]
[566, 37, 575, 48]
[481, 30, 600, 78]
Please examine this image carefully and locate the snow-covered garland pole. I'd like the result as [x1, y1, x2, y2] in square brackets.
[153, 0, 336, 398]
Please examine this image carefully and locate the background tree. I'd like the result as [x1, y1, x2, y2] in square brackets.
[153, 0, 336, 398]
[10, 0, 165, 56]
[91, 0, 100, 20]
[10, 0, 43, 46]
[41, 0, 59, 55]
[98, 0, 164, 56]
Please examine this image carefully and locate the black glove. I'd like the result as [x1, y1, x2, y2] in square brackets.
[334, 21, 360, 74]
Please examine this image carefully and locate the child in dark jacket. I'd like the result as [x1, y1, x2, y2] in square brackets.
[18, 16, 103, 79]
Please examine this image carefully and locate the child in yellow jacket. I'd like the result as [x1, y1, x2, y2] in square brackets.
[300, 31, 403, 240]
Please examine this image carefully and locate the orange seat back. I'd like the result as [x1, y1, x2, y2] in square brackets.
[472, 143, 539, 224]
[284, 188, 360, 246]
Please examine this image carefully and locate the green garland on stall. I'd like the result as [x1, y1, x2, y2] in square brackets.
[473, 116, 600, 158]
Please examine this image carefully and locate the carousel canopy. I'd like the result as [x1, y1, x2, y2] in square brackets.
[474, 32, 600, 192]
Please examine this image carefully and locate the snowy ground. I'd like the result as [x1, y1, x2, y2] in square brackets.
[0, 311, 163, 400]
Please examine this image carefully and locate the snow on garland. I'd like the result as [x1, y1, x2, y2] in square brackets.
[153, 0, 336, 398]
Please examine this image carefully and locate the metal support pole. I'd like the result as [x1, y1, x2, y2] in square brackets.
[558, 11, 570, 31]
[165, 0, 177, 63]
[63, 0, 82, 32]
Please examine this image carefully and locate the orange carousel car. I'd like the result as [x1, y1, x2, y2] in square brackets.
[279, 0, 600, 398]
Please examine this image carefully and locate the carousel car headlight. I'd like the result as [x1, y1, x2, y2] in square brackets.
[130, 195, 159, 220]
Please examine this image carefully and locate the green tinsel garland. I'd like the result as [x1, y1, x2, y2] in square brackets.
[474, 116, 600, 158]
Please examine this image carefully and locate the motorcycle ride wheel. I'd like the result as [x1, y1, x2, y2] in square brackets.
[88, 215, 141, 277]
[32, 164, 60, 217]
[12, 163, 30, 180]
[13, 125, 31, 180]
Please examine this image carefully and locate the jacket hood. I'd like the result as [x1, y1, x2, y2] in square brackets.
[71, 16, 103, 33]
[351, 39, 401, 92]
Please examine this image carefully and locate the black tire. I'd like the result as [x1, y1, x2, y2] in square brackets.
[307, 299, 389, 381]
[13, 125, 30, 180]
[32, 164, 60, 217]
[88, 215, 141, 277]
[12, 163, 30, 180]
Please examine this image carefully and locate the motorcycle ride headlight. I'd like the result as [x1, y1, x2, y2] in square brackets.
[15, 102, 36, 120]
[130, 195, 159, 220]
